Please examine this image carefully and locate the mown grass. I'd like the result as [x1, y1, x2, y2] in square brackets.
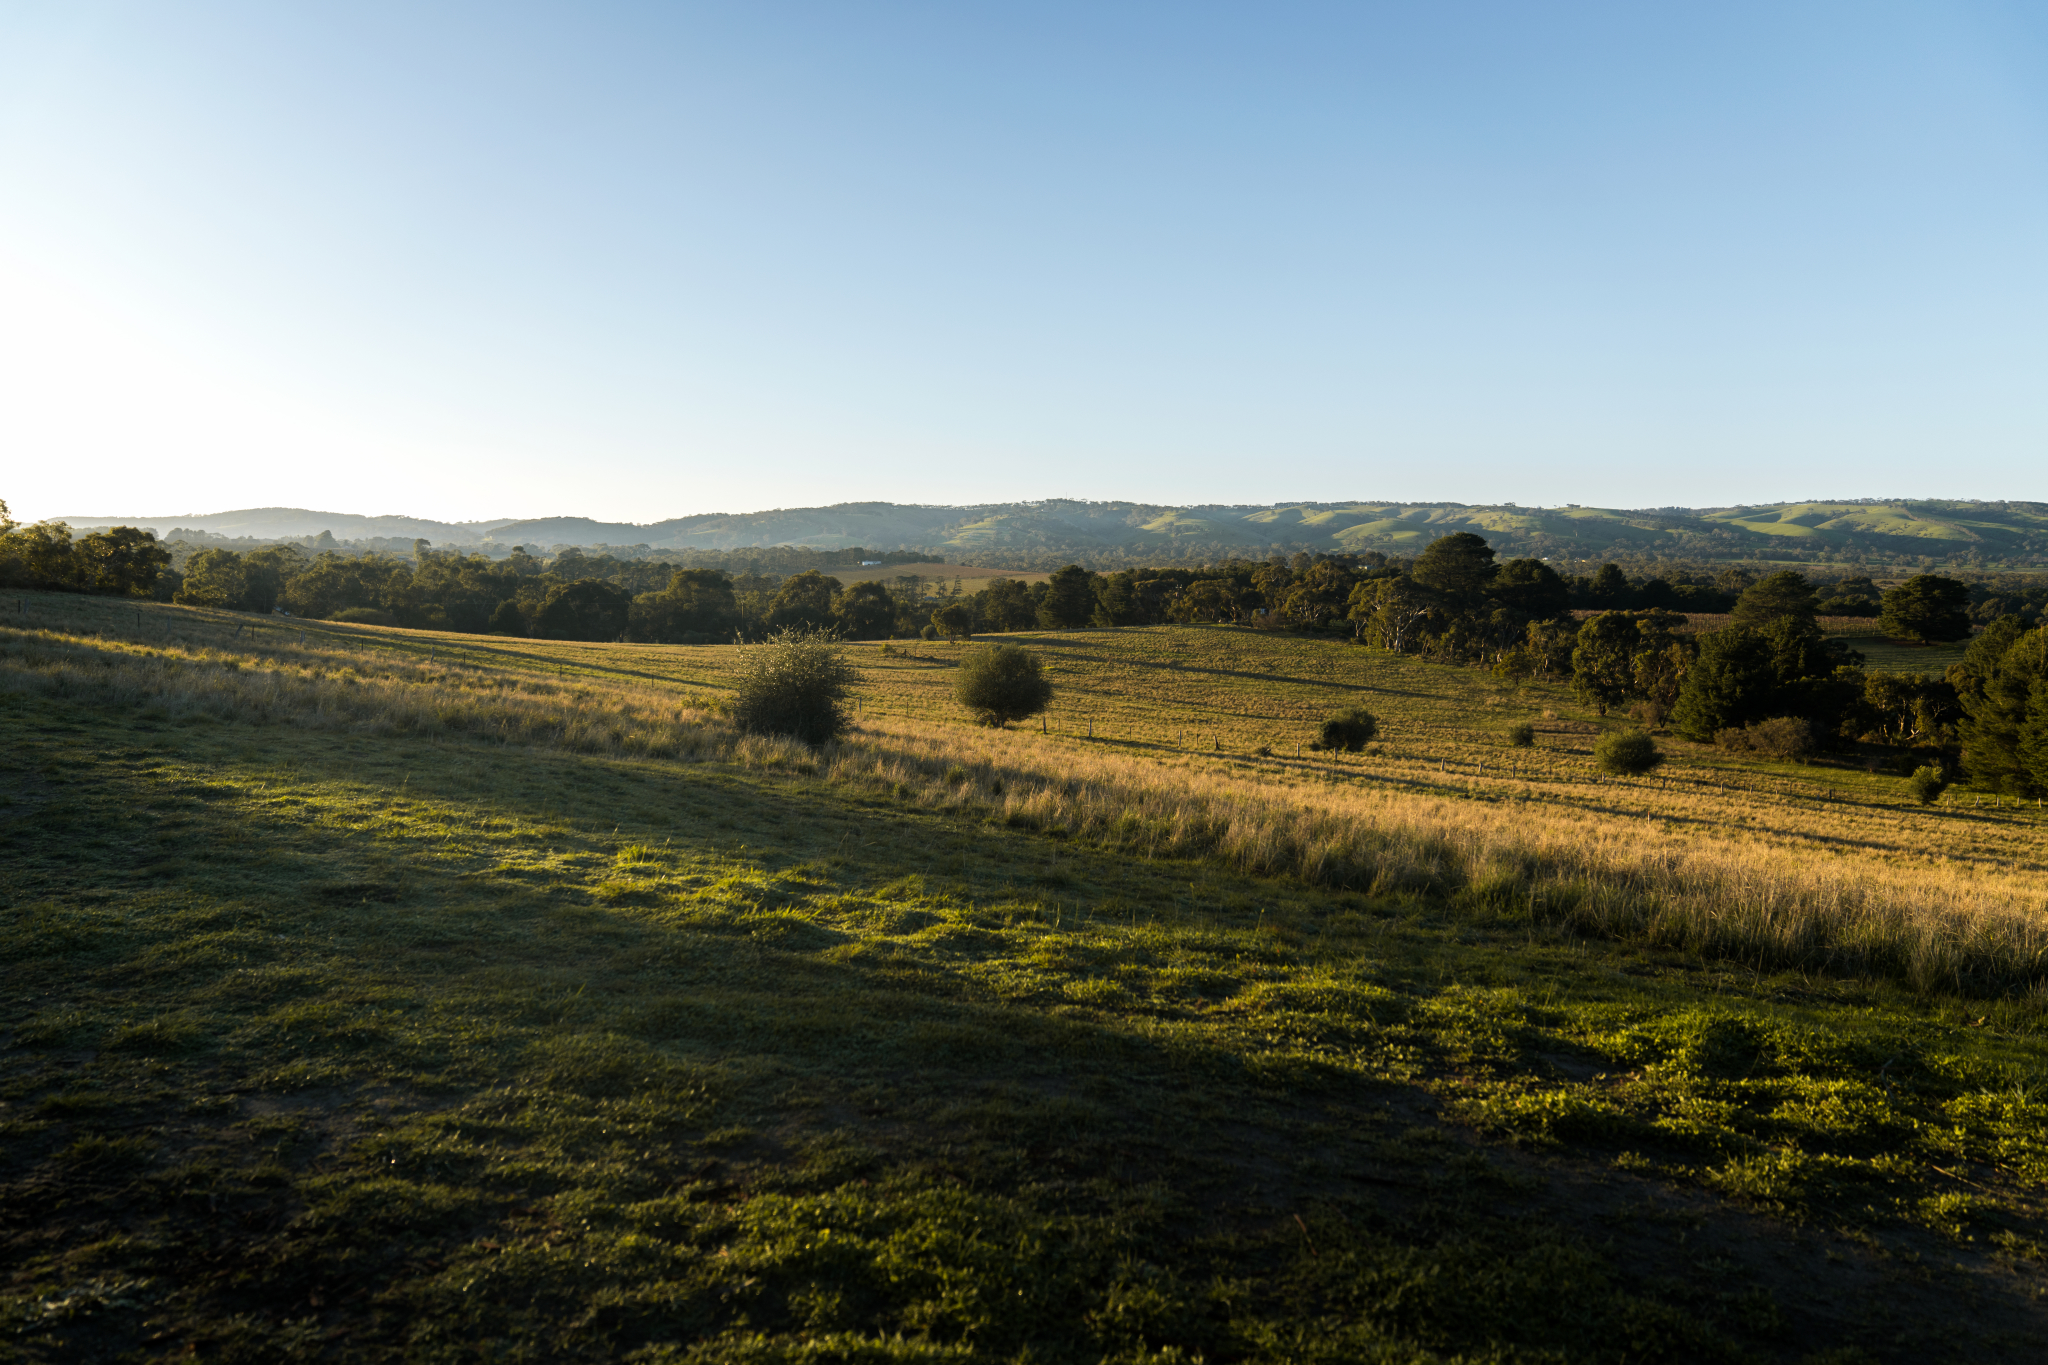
[2, 593, 2047, 1361]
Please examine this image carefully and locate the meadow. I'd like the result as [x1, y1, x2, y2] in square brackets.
[3, 591, 2046, 1362]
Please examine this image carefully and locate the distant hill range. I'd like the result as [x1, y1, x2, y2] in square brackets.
[55, 499, 2048, 568]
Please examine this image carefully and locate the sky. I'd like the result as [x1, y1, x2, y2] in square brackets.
[3, 1, 2047, 525]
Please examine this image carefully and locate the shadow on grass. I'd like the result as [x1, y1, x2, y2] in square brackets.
[4, 696, 2047, 1362]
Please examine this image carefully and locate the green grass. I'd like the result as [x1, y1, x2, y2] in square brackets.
[3, 602, 2048, 1361]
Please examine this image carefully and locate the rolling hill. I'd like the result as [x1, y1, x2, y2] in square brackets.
[53, 498, 2048, 567]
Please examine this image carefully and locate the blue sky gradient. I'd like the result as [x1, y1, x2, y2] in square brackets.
[4, 2, 2046, 522]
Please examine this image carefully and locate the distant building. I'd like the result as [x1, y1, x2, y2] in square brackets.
[859, 560, 883, 565]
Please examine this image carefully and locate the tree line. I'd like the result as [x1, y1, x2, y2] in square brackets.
[5, 504, 2042, 794]
[942, 535, 2040, 794]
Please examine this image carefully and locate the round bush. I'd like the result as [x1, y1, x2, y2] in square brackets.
[953, 645, 1053, 727]
[1505, 722, 1535, 748]
[1906, 765, 1947, 806]
[729, 627, 858, 746]
[1595, 728, 1662, 775]
[1315, 707, 1378, 753]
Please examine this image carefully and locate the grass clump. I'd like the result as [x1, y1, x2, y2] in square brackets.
[730, 626, 857, 746]
[953, 644, 1053, 727]
[1313, 706, 1378, 752]
[1595, 728, 1663, 775]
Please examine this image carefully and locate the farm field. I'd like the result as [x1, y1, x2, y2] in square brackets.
[3, 591, 2047, 1361]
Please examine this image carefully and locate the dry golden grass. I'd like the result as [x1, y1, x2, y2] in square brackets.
[7, 592, 2044, 996]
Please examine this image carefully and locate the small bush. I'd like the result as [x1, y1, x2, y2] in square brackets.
[1907, 765, 1947, 806]
[729, 627, 857, 746]
[1595, 728, 1662, 775]
[1715, 716, 1815, 760]
[1505, 722, 1535, 748]
[1313, 707, 1378, 753]
[953, 645, 1053, 727]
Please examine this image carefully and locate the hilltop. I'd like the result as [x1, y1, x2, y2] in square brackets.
[52, 497, 2048, 568]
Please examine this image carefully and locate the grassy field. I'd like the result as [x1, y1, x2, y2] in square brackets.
[4, 592, 2047, 1362]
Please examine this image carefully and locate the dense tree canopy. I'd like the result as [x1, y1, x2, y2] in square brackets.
[1409, 533, 1496, 599]
[1586, 563, 1631, 608]
[74, 526, 172, 597]
[1732, 571, 1819, 626]
[978, 577, 1040, 633]
[1570, 610, 1689, 716]
[630, 568, 741, 642]
[764, 571, 842, 632]
[1670, 616, 1860, 743]
[1037, 565, 1097, 629]
[534, 579, 633, 642]
[931, 601, 975, 639]
[1488, 558, 1571, 620]
[1879, 574, 1971, 643]
[830, 580, 896, 640]
[1954, 619, 2048, 797]
[1, 521, 173, 598]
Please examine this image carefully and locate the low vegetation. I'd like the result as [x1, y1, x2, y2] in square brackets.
[4, 590, 2047, 1360]
[952, 644, 1054, 728]
[729, 627, 859, 746]
[1314, 706, 1379, 753]
[1594, 729, 1662, 776]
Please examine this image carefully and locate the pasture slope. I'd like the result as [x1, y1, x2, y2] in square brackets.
[3, 591, 2046, 1363]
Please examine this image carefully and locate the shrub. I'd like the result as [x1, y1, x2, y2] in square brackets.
[1595, 728, 1662, 775]
[1313, 707, 1378, 753]
[953, 645, 1053, 727]
[1907, 764, 1948, 806]
[1714, 716, 1815, 760]
[1505, 722, 1536, 748]
[729, 627, 858, 746]
[331, 607, 397, 627]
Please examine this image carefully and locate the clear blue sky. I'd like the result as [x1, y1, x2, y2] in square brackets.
[4, 1, 2046, 524]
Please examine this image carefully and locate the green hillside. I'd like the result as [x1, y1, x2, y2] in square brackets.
[58, 499, 2048, 568]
